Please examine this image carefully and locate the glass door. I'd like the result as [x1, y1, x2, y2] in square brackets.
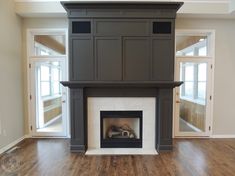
[30, 58, 67, 137]
[174, 58, 212, 136]
[174, 32, 214, 137]
[28, 31, 68, 137]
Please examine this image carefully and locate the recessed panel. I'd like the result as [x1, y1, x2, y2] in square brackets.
[123, 38, 150, 80]
[72, 21, 91, 34]
[153, 22, 171, 34]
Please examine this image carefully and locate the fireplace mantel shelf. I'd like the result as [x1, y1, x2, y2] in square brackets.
[61, 81, 183, 89]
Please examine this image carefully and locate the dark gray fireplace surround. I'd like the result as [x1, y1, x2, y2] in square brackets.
[61, 1, 183, 153]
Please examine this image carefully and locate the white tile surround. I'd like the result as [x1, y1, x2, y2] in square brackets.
[86, 97, 158, 155]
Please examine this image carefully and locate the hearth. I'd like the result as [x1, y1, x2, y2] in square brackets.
[101, 111, 142, 148]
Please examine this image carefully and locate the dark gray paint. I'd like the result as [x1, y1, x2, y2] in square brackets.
[61, 1, 183, 18]
[95, 20, 150, 36]
[156, 89, 173, 151]
[70, 89, 87, 152]
[96, 37, 122, 80]
[151, 38, 174, 81]
[61, 1, 183, 153]
[61, 81, 182, 89]
[67, 86, 178, 153]
[123, 37, 150, 80]
[71, 37, 94, 80]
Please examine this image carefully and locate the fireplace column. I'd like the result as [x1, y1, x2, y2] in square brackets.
[156, 89, 174, 151]
[70, 88, 87, 152]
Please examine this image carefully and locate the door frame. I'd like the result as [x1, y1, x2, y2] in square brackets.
[26, 28, 69, 137]
[173, 29, 215, 138]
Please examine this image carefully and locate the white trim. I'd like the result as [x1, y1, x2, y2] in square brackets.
[174, 29, 215, 138]
[27, 28, 69, 138]
[211, 135, 235, 138]
[0, 135, 29, 155]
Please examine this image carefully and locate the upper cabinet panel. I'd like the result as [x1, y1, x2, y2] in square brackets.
[123, 37, 150, 80]
[96, 37, 122, 81]
[152, 38, 174, 81]
[70, 37, 94, 80]
[95, 19, 150, 36]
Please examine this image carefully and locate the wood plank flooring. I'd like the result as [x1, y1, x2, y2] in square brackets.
[1, 138, 235, 176]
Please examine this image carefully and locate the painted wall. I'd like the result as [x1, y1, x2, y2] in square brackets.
[176, 18, 235, 135]
[22, 18, 67, 134]
[0, 0, 24, 149]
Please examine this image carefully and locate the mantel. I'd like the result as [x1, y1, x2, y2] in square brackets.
[61, 81, 183, 89]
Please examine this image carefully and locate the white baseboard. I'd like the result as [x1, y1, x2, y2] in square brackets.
[0, 135, 28, 155]
[211, 135, 235, 138]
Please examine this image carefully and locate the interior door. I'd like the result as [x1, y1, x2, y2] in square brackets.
[30, 58, 67, 137]
[174, 57, 212, 137]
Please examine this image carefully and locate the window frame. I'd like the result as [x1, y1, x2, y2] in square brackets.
[39, 62, 62, 99]
[180, 62, 207, 105]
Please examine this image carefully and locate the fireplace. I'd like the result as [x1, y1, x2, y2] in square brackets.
[101, 111, 143, 148]
[61, 1, 183, 153]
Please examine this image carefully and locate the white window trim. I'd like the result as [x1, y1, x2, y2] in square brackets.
[26, 28, 70, 138]
[173, 29, 215, 138]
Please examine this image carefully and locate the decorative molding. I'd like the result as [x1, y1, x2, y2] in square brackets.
[61, 81, 183, 89]
[211, 135, 235, 138]
[0, 135, 28, 155]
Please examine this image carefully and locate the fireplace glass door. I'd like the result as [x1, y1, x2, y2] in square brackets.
[100, 111, 142, 148]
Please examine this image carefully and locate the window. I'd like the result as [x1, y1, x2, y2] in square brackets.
[176, 36, 208, 56]
[38, 62, 61, 98]
[198, 63, 207, 100]
[180, 62, 207, 104]
[34, 35, 66, 56]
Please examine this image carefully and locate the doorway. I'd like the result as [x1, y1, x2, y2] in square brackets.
[27, 29, 68, 137]
[174, 31, 214, 137]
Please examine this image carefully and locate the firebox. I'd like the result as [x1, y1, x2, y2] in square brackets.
[100, 111, 143, 148]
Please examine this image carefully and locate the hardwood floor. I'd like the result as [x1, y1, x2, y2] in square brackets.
[1, 138, 235, 176]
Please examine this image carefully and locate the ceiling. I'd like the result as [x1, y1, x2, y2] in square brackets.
[14, 0, 235, 19]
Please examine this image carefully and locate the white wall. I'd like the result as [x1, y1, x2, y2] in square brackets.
[176, 18, 235, 135]
[0, 0, 24, 149]
[22, 18, 67, 134]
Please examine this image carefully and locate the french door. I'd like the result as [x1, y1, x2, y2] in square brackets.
[174, 57, 213, 137]
[30, 57, 67, 137]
